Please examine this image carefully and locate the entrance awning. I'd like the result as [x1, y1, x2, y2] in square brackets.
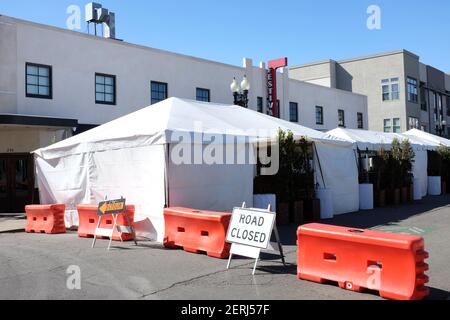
[0, 114, 78, 129]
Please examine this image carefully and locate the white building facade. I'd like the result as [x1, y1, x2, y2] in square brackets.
[0, 15, 368, 212]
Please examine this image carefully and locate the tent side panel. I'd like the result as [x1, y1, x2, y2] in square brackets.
[413, 150, 428, 197]
[35, 154, 90, 208]
[315, 142, 360, 215]
[168, 143, 254, 213]
[88, 145, 167, 242]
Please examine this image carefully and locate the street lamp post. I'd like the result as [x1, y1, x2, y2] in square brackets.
[436, 119, 447, 137]
[230, 76, 250, 108]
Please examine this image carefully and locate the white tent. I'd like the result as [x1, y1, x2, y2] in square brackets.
[404, 129, 450, 148]
[325, 128, 440, 197]
[33, 98, 359, 241]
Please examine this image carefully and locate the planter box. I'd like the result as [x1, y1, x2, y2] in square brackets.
[428, 176, 441, 196]
[359, 184, 374, 210]
[401, 187, 409, 203]
[276, 202, 290, 226]
[388, 189, 401, 206]
[374, 189, 386, 207]
[294, 201, 304, 225]
[303, 198, 321, 222]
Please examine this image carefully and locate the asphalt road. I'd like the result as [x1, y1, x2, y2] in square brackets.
[0, 195, 449, 300]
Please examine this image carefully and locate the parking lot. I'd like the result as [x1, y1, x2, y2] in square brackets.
[0, 195, 449, 300]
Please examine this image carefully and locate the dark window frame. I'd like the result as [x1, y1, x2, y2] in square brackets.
[316, 106, 324, 125]
[289, 102, 298, 123]
[25, 62, 52, 99]
[196, 87, 210, 102]
[357, 112, 364, 129]
[338, 109, 345, 127]
[257, 97, 263, 113]
[407, 77, 418, 103]
[95, 73, 116, 105]
[151, 81, 168, 105]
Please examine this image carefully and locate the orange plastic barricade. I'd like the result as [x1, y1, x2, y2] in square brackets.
[77, 204, 135, 241]
[297, 223, 429, 300]
[163, 207, 232, 259]
[25, 204, 66, 234]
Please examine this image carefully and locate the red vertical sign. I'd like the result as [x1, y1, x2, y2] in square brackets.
[267, 58, 288, 118]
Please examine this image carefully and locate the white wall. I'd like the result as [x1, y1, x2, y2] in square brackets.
[0, 15, 367, 132]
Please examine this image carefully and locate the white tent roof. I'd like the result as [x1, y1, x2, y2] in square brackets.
[34, 97, 351, 160]
[404, 129, 450, 148]
[325, 128, 439, 151]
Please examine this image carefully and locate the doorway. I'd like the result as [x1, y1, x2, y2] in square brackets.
[0, 154, 35, 213]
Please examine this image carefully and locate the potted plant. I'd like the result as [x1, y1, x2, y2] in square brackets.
[437, 145, 450, 194]
[372, 148, 389, 207]
[400, 139, 415, 203]
[387, 139, 402, 206]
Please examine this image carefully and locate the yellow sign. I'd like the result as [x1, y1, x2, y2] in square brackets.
[97, 198, 126, 216]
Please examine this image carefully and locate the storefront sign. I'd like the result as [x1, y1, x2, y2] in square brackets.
[267, 57, 288, 118]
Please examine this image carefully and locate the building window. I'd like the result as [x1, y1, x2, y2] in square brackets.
[407, 77, 418, 103]
[393, 118, 401, 133]
[257, 97, 263, 113]
[384, 119, 392, 132]
[381, 78, 400, 101]
[26, 63, 52, 99]
[95, 73, 116, 105]
[338, 109, 345, 127]
[196, 88, 210, 102]
[151, 81, 168, 105]
[357, 112, 364, 129]
[408, 117, 419, 130]
[446, 91, 450, 117]
[420, 84, 427, 111]
[316, 106, 323, 125]
[289, 102, 298, 122]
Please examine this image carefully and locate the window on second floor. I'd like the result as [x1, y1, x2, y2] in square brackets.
[151, 81, 168, 105]
[257, 97, 263, 113]
[289, 102, 298, 122]
[420, 83, 427, 111]
[316, 106, 324, 125]
[357, 112, 364, 129]
[381, 78, 400, 101]
[407, 77, 418, 103]
[338, 109, 345, 127]
[446, 92, 450, 117]
[196, 88, 210, 102]
[95, 73, 116, 105]
[384, 119, 392, 132]
[26, 63, 52, 99]
[393, 118, 401, 133]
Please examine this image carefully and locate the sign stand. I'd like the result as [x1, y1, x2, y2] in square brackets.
[92, 197, 138, 250]
[226, 203, 285, 275]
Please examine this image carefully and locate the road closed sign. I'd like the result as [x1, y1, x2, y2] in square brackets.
[226, 207, 276, 249]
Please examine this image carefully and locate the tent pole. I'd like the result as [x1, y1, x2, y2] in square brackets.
[313, 143, 326, 189]
[164, 144, 170, 208]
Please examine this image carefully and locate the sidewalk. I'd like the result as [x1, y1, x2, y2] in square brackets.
[0, 215, 26, 233]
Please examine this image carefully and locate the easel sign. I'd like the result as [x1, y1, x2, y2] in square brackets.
[92, 197, 137, 250]
[226, 204, 285, 275]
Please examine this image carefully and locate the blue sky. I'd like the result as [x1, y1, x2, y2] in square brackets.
[1, 0, 449, 71]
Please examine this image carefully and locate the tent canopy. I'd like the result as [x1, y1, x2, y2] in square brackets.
[404, 129, 450, 148]
[34, 97, 352, 160]
[325, 128, 439, 151]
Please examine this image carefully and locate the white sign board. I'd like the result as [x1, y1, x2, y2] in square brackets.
[226, 207, 276, 250]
